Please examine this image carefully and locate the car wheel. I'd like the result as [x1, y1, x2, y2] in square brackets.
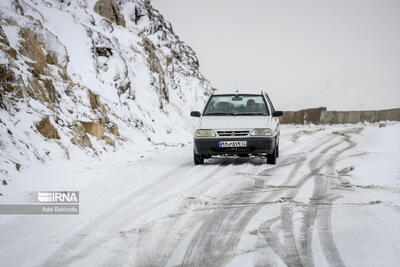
[267, 146, 277, 164]
[194, 152, 204, 165]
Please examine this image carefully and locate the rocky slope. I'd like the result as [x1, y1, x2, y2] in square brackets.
[0, 0, 210, 185]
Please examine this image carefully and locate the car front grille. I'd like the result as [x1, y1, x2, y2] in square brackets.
[217, 130, 250, 137]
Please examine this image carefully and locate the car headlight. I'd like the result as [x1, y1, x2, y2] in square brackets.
[195, 129, 216, 137]
[250, 128, 273, 136]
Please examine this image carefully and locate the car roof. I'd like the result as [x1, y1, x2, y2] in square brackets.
[212, 88, 264, 95]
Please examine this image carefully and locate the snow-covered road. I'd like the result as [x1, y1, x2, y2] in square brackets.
[1, 123, 400, 267]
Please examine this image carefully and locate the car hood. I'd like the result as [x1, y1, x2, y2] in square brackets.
[199, 116, 273, 129]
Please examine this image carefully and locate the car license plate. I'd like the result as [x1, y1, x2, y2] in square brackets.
[218, 141, 247, 148]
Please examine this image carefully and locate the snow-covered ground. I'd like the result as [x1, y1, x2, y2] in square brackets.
[0, 122, 399, 267]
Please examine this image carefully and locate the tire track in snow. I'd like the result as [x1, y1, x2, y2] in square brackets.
[258, 136, 341, 267]
[182, 132, 335, 267]
[315, 131, 359, 267]
[282, 206, 304, 267]
[280, 136, 350, 267]
[274, 127, 360, 267]
[131, 128, 336, 266]
[180, 151, 313, 267]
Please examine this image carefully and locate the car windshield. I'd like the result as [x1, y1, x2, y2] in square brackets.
[203, 94, 270, 116]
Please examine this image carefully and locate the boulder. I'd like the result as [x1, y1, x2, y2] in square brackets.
[103, 135, 114, 146]
[110, 123, 120, 136]
[36, 116, 60, 139]
[71, 135, 92, 148]
[71, 121, 86, 137]
[94, 0, 126, 27]
[81, 121, 105, 139]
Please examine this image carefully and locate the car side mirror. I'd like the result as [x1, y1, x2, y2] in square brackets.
[273, 111, 283, 117]
[190, 111, 201, 117]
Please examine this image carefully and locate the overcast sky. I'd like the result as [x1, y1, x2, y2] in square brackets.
[152, 0, 400, 110]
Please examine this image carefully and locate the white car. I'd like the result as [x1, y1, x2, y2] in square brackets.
[191, 90, 283, 165]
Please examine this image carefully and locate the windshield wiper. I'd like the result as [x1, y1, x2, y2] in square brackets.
[204, 112, 236, 116]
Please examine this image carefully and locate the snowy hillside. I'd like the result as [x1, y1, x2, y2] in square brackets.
[0, 0, 211, 184]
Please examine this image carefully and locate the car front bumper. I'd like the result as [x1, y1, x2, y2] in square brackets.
[194, 137, 276, 156]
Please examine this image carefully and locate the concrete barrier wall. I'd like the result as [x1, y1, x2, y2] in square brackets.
[376, 109, 400, 121]
[279, 110, 305, 124]
[305, 107, 327, 124]
[280, 108, 400, 124]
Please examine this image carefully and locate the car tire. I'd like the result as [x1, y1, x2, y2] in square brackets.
[194, 152, 204, 165]
[276, 141, 279, 158]
[267, 146, 277, 165]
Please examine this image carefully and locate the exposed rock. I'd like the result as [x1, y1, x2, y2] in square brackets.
[15, 163, 21, 171]
[88, 89, 105, 111]
[103, 135, 114, 146]
[71, 121, 94, 148]
[101, 117, 112, 127]
[4, 69, 14, 82]
[44, 79, 57, 103]
[6, 48, 17, 59]
[133, 6, 145, 24]
[0, 64, 15, 82]
[71, 121, 86, 137]
[46, 51, 58, 65]
[81, 121, 105, 139]
[143, 37, 168, 103]
[94, 0, 126, 27]
[0, 65, 16, 94]
[0, 92, 5, 109]
[95, 47, 112, 57]
[110, 123, 119, 136]
[71, 135, 92, 148]
[118, 81, 131, 95]
[98, 117, 109, 127]
[4, 84, 14, 93]
[18, 28, 48, 75]
[27, 77, 42, 98]
[36, 116, 60, 139]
